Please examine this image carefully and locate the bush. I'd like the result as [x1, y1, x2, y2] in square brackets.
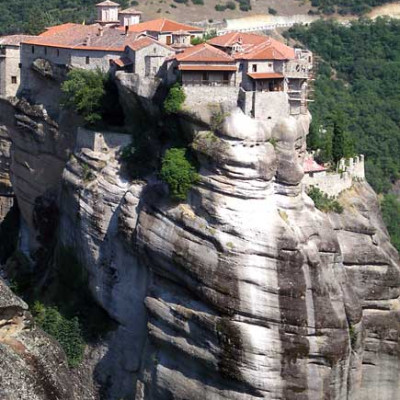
[61, 68, 106, 126]
[164, 83, 186, 114]
[33, 302, 85, 367]
[268, 7, 277, 14]
[173, 0, 188, 3]
[226, 1, 236, 9]
[192, 0, 204, 4]
[307, 186, 343, 213]
[160, 148, 199, 201]
[236, 0, 251, 11]
[215, 4, 227, 11]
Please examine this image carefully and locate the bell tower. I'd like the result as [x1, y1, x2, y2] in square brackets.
[96, 1, 120, 25]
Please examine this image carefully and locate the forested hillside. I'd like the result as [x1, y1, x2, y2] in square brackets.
[0, 0, 129, 35]
[0, 0, 398, 35]
[310, 0, 394, 15]
[287, 17, 400, 249]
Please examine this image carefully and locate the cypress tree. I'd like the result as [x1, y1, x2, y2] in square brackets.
[332, 116, 346, 163]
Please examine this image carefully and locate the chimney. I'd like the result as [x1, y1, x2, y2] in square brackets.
[98, 26, 104, 37]
[125, 25, 129, 36]
[83, 34, 91, 46]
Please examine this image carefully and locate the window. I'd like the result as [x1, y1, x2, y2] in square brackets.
[202, 71, 209, 81]
[44, 47, 47, 55]
[31, 46, 35, 54]
[166, 35, 172, 45]
[153, 47, 157, 53]
[252, 64, 257, 72]
[57, 49, 60, 57]
[238, 63, 243, 72]
[18, 63, 22, 68]
[11, 76, 17, 84]
[0, 47, 5, 55]
[86, 56, 90, 65]
[268, 63, 272, 68]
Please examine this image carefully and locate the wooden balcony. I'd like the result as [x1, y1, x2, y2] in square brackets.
[182, 80, 235, 87]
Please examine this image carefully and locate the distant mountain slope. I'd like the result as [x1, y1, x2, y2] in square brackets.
[0, 0, 399, 35]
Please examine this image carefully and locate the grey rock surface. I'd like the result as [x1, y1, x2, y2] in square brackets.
[0, 87, 398, 400]
[0, 278, 77, 400]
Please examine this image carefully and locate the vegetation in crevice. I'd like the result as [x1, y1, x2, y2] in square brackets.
[61, 69, 125, 128]
[0, 201, 113, 367]
[160, 148, 199, 201]
[307, 186, 344, 213]
[163, 83, 186, 114]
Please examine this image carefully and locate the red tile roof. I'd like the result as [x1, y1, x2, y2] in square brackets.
[39, 23, 78, 37]
[127, 36, 173, 51]
[22, 24, 142, 51]
[0, 35, 37, 46]
[179, 65, 237, 71]
[208, 32, 295, 61]
[208, 32, 266, 49]
[248, 72, 284, 79]
[112, 56, 133, 67]
[118, 18, 203, 33]
[303, 157, 326, 173]
[241, 40, 295, 60]
[176, 43, 235, 63]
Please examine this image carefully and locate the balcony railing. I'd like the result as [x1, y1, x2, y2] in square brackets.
[182, 80, 235, 87]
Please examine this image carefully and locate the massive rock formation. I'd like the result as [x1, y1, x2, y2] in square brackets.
[0, 278, 77, 400]
[0, 81, 398, 399]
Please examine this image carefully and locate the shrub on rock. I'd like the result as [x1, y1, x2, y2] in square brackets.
[164, 83, 186, 114]
[160, 148, 198, 201]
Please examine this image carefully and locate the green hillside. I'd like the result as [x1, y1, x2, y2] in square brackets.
[287, 17, 400, 250]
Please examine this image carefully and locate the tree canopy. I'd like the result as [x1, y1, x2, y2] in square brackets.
[61, 68, 106, 126]
[288, 18, 400, 193]
[0, 0, 129, 35]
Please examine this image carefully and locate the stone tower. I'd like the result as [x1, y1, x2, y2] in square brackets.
[96, 0, 120, 25]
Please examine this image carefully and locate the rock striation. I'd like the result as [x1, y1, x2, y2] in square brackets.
[0, 81, 398, 399]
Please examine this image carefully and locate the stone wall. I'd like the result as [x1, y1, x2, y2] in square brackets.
[0, 46, 21, 98]
[70, 49, 122, 71]
[183, 85, 239, 110]
[239, 89, 290, 122]
[303, 155, 365, 197]
[76, 127, 132, 153]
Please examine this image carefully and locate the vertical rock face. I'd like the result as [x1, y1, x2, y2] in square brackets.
[59, 130, 148, 399]
[0, 119, 13, 221]
[133, 110, 363, 399]
[0, 91, 398, 399]
[330, 184, 400, 400]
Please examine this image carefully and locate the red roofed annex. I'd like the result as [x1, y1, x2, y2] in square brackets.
[0, 0, 313, 121]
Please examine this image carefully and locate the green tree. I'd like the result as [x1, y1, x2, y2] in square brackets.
[61, 68, 106, 125]
[160, 148, 199, 201]
[33, 302, 85, 367]
[332, 116, 345, 163]
[307, 122, 320, 150]
[164, 83, 186, 114]
[381, 194, 400, 251]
